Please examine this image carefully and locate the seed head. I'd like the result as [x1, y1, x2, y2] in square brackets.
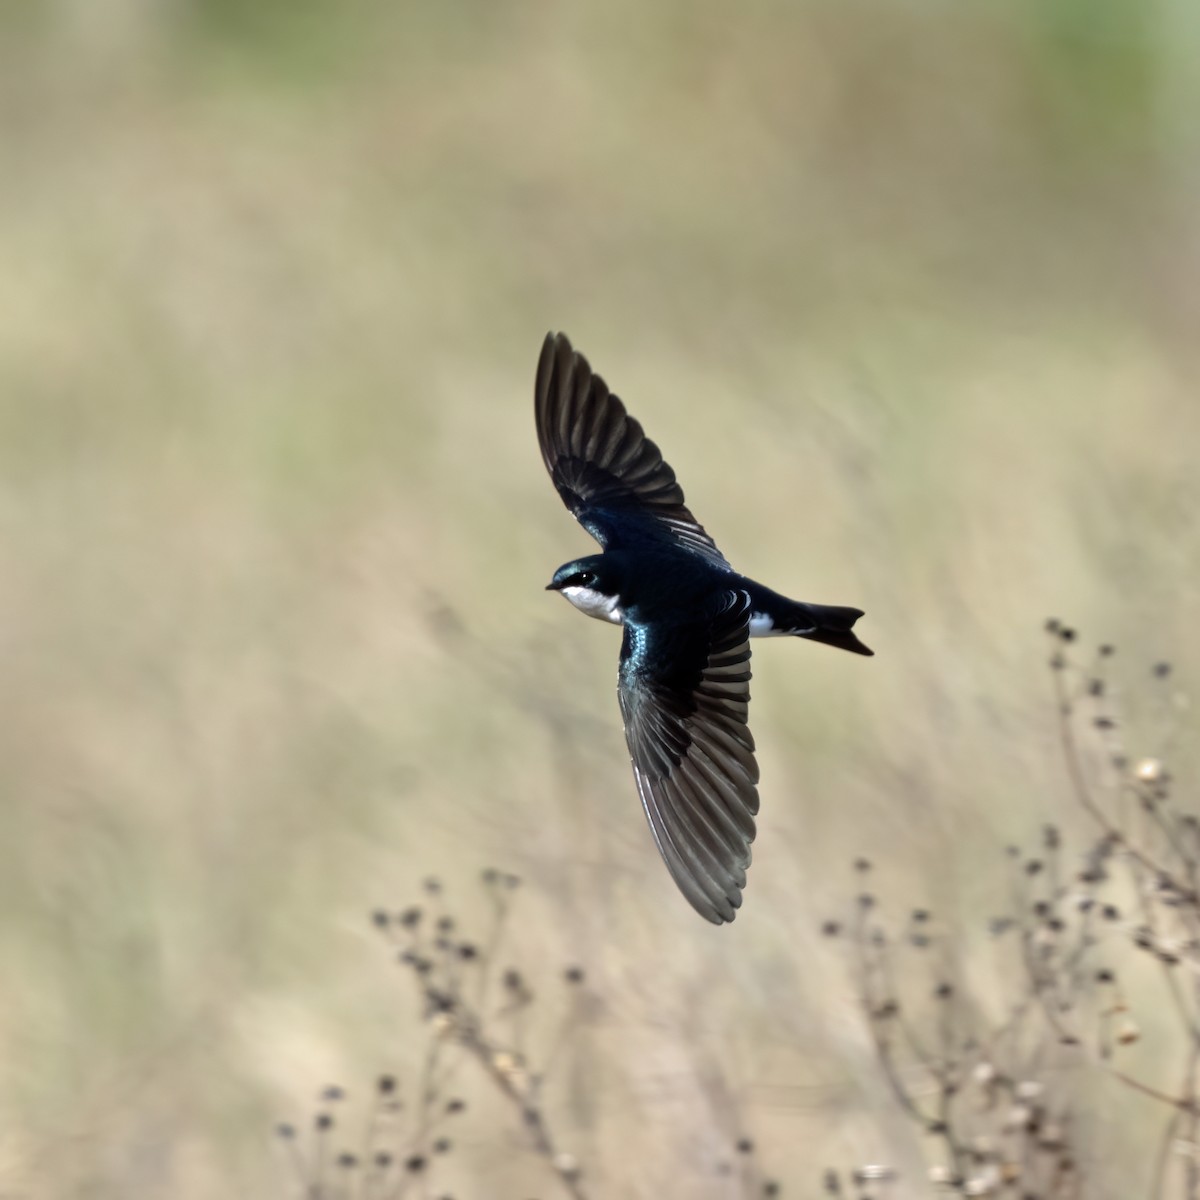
[1117, 1019, 1141, 1045]
[972, 1062, 996, 1086]
[492, 1051, 519, 1077]
[1136, 758, 1164, 783]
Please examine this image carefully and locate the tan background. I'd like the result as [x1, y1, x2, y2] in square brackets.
[2, 2, 1199, 1196]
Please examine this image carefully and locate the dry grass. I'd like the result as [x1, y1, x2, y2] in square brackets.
[1, 3, 1198, 1196]
[822, 627, 1200, 1197]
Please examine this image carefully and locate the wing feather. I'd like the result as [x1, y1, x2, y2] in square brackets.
[535, 332, 730, 568]
[618, 591, 760, 923]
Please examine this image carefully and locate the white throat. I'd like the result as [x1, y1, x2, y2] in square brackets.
[560, 585, 624, 625]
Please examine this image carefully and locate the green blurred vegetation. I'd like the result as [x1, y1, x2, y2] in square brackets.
[1, 1, 1198, 1196]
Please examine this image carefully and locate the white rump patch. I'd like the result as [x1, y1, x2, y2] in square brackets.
[749, 611, 814, 638]
[561, 585, 624, 625]
[749, 612, 783, 637]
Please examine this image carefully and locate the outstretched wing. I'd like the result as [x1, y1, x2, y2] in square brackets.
[535, 331, 730, 568]
[618, 590, 759, 923]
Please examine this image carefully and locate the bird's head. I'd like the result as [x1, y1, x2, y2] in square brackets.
[546, 555, 624, 624]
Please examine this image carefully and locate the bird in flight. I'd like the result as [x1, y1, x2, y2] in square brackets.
[536, 332, 872, 923]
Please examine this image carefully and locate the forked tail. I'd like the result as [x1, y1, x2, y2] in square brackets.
[799, 603, 874, 657]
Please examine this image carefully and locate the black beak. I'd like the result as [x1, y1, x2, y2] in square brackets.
[545, 580, 562, 591]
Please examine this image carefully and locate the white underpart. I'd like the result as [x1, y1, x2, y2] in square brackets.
[749, 611, 814, 637]
[561, 585, 624, 624]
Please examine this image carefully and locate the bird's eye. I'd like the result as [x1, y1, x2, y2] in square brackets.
[577, 571, 596, 588]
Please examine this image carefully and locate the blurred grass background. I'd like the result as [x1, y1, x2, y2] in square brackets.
[2, 1, 1199, 1195]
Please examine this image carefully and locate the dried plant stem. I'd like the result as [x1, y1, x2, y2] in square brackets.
[453, 1011, 589, 1200]
[1052, 667, 1173, 884]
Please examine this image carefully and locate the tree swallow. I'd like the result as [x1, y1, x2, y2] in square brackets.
[537, 332, 872, 924]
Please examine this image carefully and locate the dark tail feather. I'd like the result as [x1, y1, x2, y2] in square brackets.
[798, 604, 874, 657]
